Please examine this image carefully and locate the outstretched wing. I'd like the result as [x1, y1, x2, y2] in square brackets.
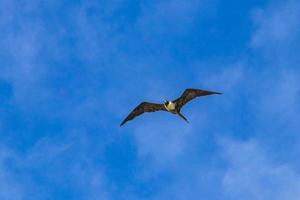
[120, 102, 167, 126]
[173, 88, 222, 110]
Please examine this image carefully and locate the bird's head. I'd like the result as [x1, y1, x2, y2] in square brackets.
[163, 100, 169, 105]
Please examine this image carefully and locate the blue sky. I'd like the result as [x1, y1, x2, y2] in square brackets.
[0, 0, 300, 199]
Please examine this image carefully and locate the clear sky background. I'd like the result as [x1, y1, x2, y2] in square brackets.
[0, 0, 300, 199]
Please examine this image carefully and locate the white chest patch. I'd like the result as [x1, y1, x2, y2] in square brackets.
[165, 102, 176, 111]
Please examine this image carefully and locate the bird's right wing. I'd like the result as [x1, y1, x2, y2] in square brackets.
[120, 102, 167, 126]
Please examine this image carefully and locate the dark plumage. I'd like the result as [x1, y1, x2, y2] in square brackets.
[120, 88, 222, 126]
[173, 89, 222, 111]
[120, 102, 166, 126]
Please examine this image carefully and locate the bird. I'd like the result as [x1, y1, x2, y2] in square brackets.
[120, 88, 222, 126]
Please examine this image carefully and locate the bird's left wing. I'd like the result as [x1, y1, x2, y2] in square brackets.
[173, 88, 222, 111]
[120, 102, 167, 126]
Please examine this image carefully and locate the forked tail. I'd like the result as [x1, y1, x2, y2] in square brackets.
[177, 112, 189, 123]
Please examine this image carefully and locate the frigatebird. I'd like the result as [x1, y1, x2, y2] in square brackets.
[120, 88, 222, 126]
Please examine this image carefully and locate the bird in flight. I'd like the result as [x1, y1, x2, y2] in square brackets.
[120, 88, 222, 126]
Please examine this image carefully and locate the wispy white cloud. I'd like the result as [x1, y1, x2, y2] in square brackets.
[244, 0, 300, 145]
[138, 0, 206, 34]
[1, 0, 300, 199]
[0, 149, 24, 200]
[0, 136, 110, 200]
[222, 139, 300, 200]
[134, 120, 195, 170]
[200, 62, 246, 106]
[0, 1, 64, 115]
[250, 0, 300, 49]
[257, 70, 300, 124]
